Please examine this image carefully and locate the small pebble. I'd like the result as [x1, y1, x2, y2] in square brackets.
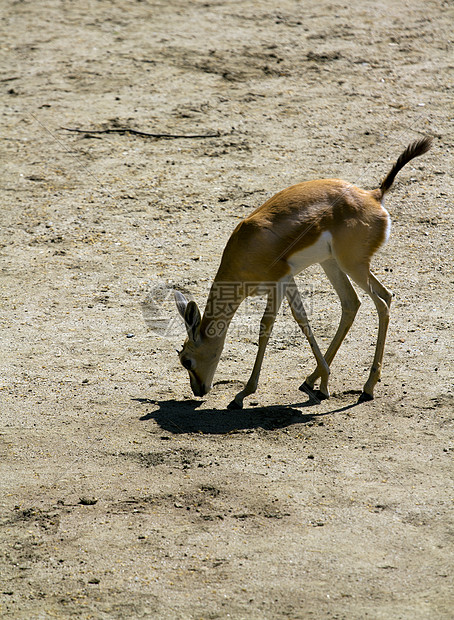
[79, 497, 98, 505]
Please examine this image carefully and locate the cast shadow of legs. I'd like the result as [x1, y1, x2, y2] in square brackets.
[135, 396, 360, 435]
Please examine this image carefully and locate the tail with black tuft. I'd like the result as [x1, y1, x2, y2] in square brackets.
[380, 136, 433, 197]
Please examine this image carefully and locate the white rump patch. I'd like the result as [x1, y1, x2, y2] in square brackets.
[381, 206, 392, 246]
[287, 231, 333, 275]
[380, 194, 392, 245]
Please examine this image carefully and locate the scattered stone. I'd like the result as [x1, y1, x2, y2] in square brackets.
[78, 497, 98, 506]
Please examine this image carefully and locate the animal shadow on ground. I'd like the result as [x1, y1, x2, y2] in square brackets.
[135, 395, 360, 435]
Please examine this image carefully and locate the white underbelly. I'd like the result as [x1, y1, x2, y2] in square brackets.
[287, 231, 332, 275]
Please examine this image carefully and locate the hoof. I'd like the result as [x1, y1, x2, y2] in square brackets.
[357, 391, 374, 403]
[227, 399, 243, 410]
[299, 382, 328, 404]
[299, 381, 315, 394]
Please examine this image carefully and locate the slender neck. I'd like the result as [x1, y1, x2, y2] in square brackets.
[200, 279, 244, 343]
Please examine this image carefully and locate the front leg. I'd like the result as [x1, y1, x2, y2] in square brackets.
[285, 277, 330, 399]
[304, 259, 360, 391]
[228, 284, 285, 409]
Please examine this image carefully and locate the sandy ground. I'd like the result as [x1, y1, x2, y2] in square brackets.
[1, 0, 453, 618]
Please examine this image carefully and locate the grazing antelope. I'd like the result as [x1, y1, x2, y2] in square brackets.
[175, 137, 432, 409]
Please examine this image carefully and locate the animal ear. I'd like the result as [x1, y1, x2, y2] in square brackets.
[174, 291, 201, 342]
[174, 290, 188, 319]
[184, 301, 201, 343]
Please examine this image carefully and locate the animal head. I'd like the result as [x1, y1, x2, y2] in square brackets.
[174, 291, 220, 397]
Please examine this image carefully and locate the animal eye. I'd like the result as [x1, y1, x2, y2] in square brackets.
[181, 358, 193, 371]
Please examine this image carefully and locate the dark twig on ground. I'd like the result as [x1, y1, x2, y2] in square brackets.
[61, 126, 222, 139]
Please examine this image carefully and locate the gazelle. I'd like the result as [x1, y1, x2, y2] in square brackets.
[175, 137, 432, 409]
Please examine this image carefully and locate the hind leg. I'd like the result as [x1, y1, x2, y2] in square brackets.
[342, 266, 392, 401]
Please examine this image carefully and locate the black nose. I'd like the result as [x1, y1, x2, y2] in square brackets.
[190, 376, 206, 397]
[192, 385, 206, 397]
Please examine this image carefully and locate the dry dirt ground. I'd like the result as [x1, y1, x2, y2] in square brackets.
[1, 1, 453, 618]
